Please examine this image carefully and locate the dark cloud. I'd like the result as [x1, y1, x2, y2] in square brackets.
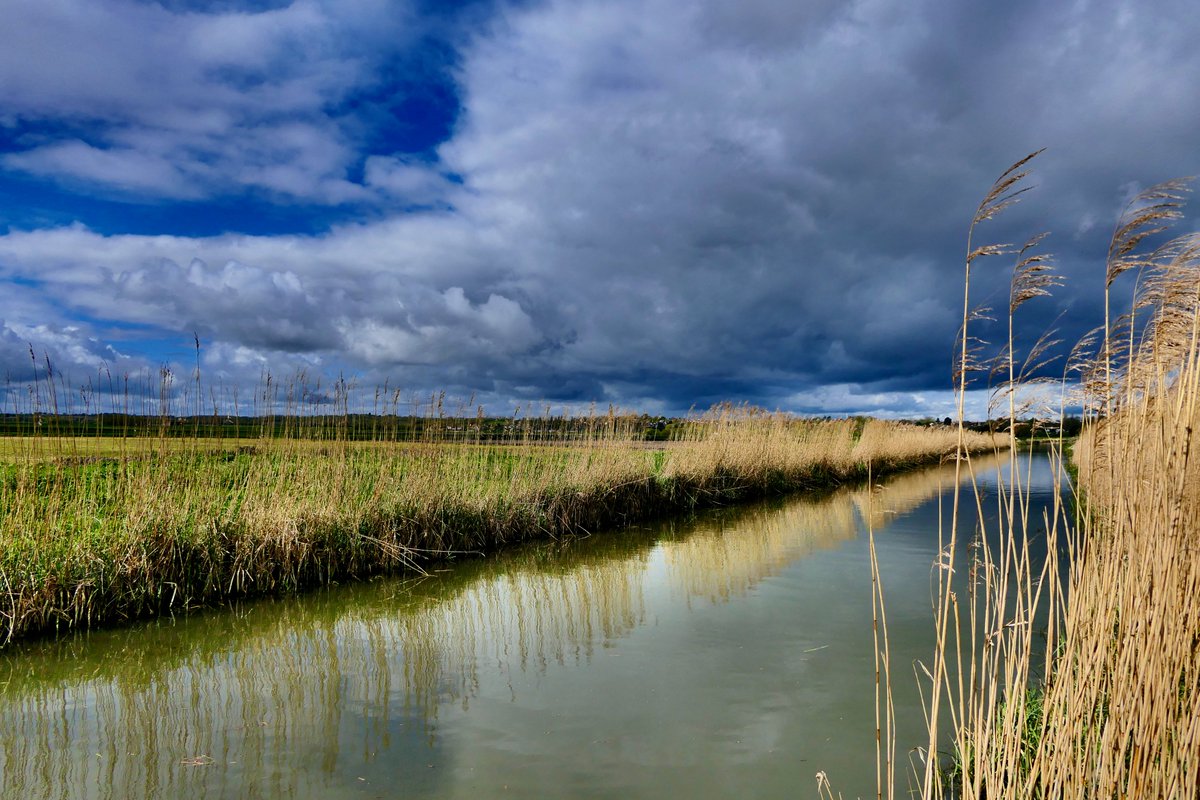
[1, 0, 1198, 417]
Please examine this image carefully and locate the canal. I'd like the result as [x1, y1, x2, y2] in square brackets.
[0, 450, 1064, 799]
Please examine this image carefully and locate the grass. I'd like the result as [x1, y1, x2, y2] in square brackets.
[903, 155, 1200, 798]
[0, 402, 998, 647]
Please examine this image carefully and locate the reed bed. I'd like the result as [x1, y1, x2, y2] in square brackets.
[908, 155, 1200, 798]
[0, 400, 995, 647]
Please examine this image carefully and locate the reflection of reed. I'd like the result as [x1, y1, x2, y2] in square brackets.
[0, 546, 650, 799]
[1, 622, 367, 800]
[663, 451, 1008, 605]
[662, 495, 858, 604]
[394, 552, 649, 717]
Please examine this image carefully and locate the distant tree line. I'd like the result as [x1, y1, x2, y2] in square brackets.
[0, 412, 1085, 443]
[0, 412, 689, 443]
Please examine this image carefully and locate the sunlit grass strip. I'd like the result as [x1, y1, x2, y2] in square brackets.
[0, 409, 996, 646]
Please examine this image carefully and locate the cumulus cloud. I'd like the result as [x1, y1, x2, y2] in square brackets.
[341, 287, 541, 366]
[0, 0, 415, 202]
[1, 0, 1199, 415]
[363, 157, 458, 205]
[0, 217, 545, 397]
[4, 142, 203, 199]
[0, 322, 36, 384]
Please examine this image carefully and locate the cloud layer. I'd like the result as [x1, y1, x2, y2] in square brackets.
[2, 0, 1198, 417]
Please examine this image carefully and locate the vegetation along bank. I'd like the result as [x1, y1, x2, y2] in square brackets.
[0, 405, 998, 646]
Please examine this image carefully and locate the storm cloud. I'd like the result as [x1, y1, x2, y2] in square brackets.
[1, 0, 1197, 416]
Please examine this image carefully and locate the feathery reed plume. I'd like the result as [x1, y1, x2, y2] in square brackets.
[1102, 178, 1192, 418]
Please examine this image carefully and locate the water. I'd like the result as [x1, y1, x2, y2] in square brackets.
[0, 451, 1064, 799]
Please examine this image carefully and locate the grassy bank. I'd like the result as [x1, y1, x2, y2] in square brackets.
[0, 407, 996, 647]
[908, 158, 1199, 798]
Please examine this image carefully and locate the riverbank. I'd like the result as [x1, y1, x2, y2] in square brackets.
[0, 411, 1000, 646]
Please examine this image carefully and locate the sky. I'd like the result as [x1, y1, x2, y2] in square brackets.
[1, 0, 1197, 419]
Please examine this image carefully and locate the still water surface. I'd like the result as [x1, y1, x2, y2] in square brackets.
[0, 452, 1062, 799]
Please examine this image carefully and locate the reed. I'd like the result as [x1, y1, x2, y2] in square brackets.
[0, 390, 996, 647]
[914, 157, 1200, 797]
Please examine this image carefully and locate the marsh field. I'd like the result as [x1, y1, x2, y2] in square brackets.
[0, 408, 994, 646]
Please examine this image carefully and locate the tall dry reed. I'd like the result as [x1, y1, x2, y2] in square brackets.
[913, 157, 1199, 798]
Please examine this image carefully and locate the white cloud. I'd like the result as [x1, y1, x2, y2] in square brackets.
[0, 317, 152, 408]
[3, 141, 201, 199]
[0, 0, 415, 202]
[340, 286, 540, 366]
[783, 384, 986, 420]
[363, 156, 457, 204]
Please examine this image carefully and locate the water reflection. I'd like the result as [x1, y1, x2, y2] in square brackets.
[0, 451, 1016, 799]
[664, 453, 992, 605]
